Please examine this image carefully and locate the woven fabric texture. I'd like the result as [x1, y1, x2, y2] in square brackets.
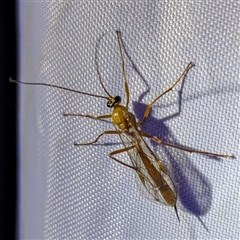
[18, 1, 239, 239]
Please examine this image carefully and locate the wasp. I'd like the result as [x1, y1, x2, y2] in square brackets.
[10, 30, 234, 221]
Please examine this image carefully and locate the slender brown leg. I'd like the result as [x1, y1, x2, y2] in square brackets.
[116, 30, 130, 109]
[74, 125, 137, 169]
[63, 112, 112, 120]
[109, 145, 137, 170]
[137, 62, 194, 127]
[74, 130, 119, 146]
[140, 130, 234, 158]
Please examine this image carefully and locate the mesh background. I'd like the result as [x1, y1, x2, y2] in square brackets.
[18, 1, 239, 239]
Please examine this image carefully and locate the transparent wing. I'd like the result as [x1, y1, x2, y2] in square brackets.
[116, 121, 177, 206]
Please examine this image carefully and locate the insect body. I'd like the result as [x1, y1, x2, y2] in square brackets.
[109, 98, 178, 212]
[10, 30, 234, 222]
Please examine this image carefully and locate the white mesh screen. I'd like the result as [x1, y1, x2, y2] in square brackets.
[18, 1, 239, 239]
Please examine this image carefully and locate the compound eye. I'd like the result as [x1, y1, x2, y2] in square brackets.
[107, 96, 121, 108]
[115, 96, 121, 104]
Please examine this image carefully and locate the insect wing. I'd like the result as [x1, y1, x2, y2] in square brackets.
[117, 124, 177, 206]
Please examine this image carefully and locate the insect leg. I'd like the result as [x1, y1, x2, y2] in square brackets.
[74, 130, 119, 146]
[63, 112, 112, 120]
[140, 130, 234, 158]
[137, 62, 194, 127]
[116, 30, 130, 109]
[109, 145, 137, 170]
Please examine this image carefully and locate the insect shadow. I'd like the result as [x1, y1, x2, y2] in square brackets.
[9, 31, 234, 233]
[120, 35, 214, 227]
[133, 88, 212, 216]
[135, 86, 214, 233]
